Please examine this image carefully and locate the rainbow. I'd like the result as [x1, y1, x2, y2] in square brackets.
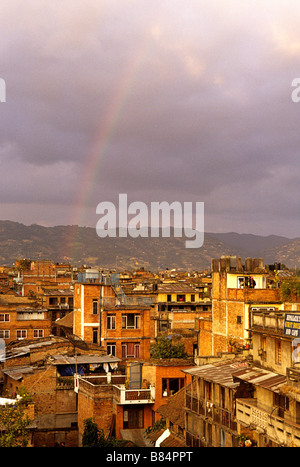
[64, 33, 154, 262]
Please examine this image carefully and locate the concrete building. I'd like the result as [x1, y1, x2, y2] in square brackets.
[184, 357, 249, 447]
[234, 308, 300, 446]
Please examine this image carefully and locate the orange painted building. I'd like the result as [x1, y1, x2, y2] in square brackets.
[73, 272, 152, 361]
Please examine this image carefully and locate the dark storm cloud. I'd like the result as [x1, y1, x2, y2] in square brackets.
[0, 0, 300, 234]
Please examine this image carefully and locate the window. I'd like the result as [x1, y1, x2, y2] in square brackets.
[122, 343, 140, 358]
[191, 294, 195, 302]
[122, 314, 140, 329]
[107, 343, 116, 356]
[0, 330, 10, 339]
[33, 329, 44, 338]
[274, 393, 289, 418]
[123, 407, 144, 429]
[159, 319, 170, 332]
[107, 314, 116, 330]
[0, 314, 9, 322]
[237, 276, 256, 288]
[162, 378, 184, 397]
[92, 328, 98, 344]
[16, 330, 27, 339]
[167, 294, 172, 302]
[177, 294, 185, 302]
[92, 299, 98, 314]
[237, 315, 242, 324]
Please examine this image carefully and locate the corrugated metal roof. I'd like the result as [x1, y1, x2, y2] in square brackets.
[2, 365, 36, 380]
[183, 359, 248, 388]
[157, 284, 195, 293]
[50, 354, 120, 365]
[232, 366, 287, 393]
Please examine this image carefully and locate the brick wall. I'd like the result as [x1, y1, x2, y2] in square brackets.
[77, 379, 115, 445]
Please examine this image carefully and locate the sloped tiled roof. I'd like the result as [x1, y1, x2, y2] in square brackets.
[156, 386, 186, 427]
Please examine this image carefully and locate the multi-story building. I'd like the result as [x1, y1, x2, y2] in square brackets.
[14, 260, 74, 297]
[0, 336, 118, 447]
[234, 308, 300, 447]
[153, 283, 211, 357]
[184, 356, 249, 447]
[40, 288, 74, 336]
[183, 307, 300, 447]
[77, 358, 192, 446]
[208, 256, 280, 355]
[73, 270, 153, 361]
[0, 293, 51, 344]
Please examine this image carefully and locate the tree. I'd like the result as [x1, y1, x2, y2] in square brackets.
[0, 402, 31, 447]
[280, 277, 300, 301]
[150, 336, 188, 359]
[82, 418, 132, 447]
[82, 418, 103, 447]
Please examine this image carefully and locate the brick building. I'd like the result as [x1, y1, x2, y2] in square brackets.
[77, 358, 193, 446]
[209, 256, 280, 355]
[0, 294, 52, 344]
[41, 288, 74, 336]
[153, 283, 211, 357]
[73, 271, 153, 362]
[14, 260, 74, 297]
[0, 336, 118, 447]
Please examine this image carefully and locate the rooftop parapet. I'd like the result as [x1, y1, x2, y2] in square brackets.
[211, 256, 264, 274]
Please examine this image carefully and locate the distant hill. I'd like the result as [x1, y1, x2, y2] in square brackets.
[0, 220, 298, 270]
[207, 232, 290, 257]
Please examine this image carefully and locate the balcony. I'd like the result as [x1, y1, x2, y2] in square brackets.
[77, 375, 155, 405]
[185, 391, 237, 432]
[252, 311, 285, 335]
[236, 398, 300, 446]
[17, 310, 46, 320]
[113, 385, 155, 405]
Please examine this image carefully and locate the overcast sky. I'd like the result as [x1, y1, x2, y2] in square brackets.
[0, 0, 300, 237]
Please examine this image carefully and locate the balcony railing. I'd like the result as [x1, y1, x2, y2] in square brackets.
[236, 398, 300, 446]
[76, 375, 155, 404]
[113, 385, 155, 404]
[185, 392, 237, 431]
